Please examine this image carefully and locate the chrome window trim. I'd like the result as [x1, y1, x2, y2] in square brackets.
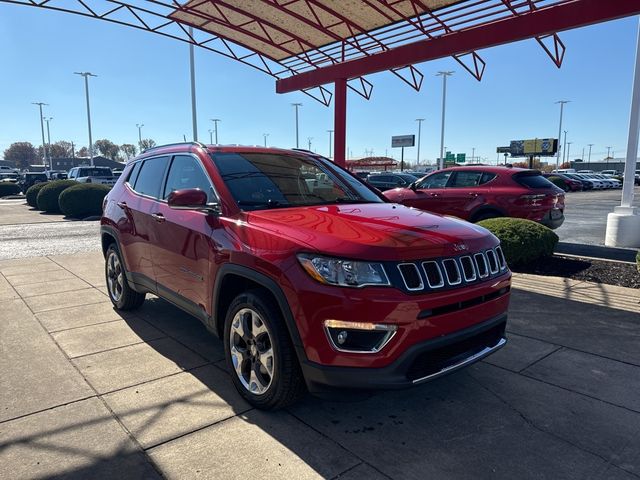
[459, 255, 477, 282]
[397, 263, 424, 291]
[474, 253, 489, 278]
[442, 258, 462, 286]
[486, 249, 500, 274]
[421, 261, 445, 288]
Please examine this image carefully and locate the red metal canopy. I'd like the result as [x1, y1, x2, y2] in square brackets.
[5, 0, 640, 166]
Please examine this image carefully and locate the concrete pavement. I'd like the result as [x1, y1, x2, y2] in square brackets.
[1, 251, 639, 479]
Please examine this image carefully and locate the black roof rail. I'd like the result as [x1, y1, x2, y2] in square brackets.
[142, 141, 206, 154]
[291, 148, 316, 154]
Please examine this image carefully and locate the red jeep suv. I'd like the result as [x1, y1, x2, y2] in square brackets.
[101, 144, 511, 409]
[384, 166, 565, 229]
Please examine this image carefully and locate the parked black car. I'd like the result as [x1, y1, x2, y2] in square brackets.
[366, 172, 418, 191]
[563, 173, 594, 190]
[20, 172, 48, 192]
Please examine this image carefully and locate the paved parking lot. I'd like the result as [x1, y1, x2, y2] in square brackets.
[556, 186, 640, 245]
[1, 251, 639, 480]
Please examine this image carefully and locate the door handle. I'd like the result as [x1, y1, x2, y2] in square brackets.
[429, 193, 440, 197]
[468, 192, 479, 197]
[117, 201, 128, 209]
[151, 212, 165, 223]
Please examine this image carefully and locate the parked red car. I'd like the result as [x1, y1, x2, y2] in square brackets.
[542, 173, 583, 192]
[101, 144, 510, 409]
[384, 166, 565, 229]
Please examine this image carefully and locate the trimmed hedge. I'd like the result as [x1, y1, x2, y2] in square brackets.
[478, 217, 559, 266]
[36, 180, 78, 213]
[547, 176, 568, 191]
[0, 182, 21, 197]
[26, 182, 49, 208]
[59, 183, 110, 218]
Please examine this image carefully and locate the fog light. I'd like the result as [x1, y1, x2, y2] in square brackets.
[324, 320, 397, 353]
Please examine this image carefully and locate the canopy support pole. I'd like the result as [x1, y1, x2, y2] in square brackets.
[334, 78, 347, 167]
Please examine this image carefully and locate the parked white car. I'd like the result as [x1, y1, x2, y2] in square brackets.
[68, 166, 116, 186]
[575, 174, 606, 189]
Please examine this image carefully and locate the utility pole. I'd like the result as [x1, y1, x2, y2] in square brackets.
[606, 146, 612, 160]
[562, 130, 568, 164]
[327, 130, 334, 159]
[188, 27, 198, 142]
[210, 119, 220, 144]
[32, 102, 48, 167]
[555, 100, 570, 171]
[307, 137, 313, 151]
[209, 129, 213, 144]
[471, 147, 475, 163]
[74, 72, 97, 166]
[263, 133, 269, 147]
[581, 147, 585, 161]
[566, 142, 573, 163]
[71, 141, 75, 158]
[292, 103, 302, 148]
[44, 117, 53, 170]
[136, 123, 144, 148]
[416, 118, 425, 165]
[436, 72, 454, 170]
[587, 144, 594, 166]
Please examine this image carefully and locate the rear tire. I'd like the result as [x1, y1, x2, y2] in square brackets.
[224, 290, 306, 410]
[105, 244, 145, 311]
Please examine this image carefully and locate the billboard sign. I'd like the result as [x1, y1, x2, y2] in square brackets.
[456, 153, 466, 163]
[392, 135, 415, 148]
[509, 138, 558, 157]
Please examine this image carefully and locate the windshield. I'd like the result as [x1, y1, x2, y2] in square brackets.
[210, 152, 383, 211]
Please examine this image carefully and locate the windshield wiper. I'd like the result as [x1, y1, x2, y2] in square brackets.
[237, 199, 289, 209]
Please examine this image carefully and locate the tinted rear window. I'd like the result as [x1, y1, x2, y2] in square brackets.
[127, 162, 142, 186]
[514, 173, 556, 189]
[133, 157, 169, 198]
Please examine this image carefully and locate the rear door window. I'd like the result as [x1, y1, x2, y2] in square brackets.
[127, 162, 142, 186]
[450, 171, 483, 187]
[133, 156, 170, 198]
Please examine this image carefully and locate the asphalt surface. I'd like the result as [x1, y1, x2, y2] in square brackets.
[0, 221, 100, 260]
[556, 186, 640, 245]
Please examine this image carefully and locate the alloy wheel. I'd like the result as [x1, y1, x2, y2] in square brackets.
[106, 251, 124, 302]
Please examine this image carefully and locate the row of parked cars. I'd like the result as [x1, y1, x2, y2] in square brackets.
[0, 166, 121, 193]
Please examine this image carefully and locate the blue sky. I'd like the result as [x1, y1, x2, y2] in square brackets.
[0, 4, 638, 164]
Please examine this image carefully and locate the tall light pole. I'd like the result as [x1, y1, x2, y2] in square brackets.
[74, 72, 97, 166]
[44, 117, 53, 169]
[566, 142, 573, 164]
[292, 103, 302, 148]
[436, 71, 454, 169]
[32, 102, 48, 167]
[210, 118, 220, 144]
[188, 27, 198, 142]
[307, 137, 313, 151]
[587, 143, 594, 166]
[415, 118, 425, 165]
[606, 146, 612, 159]
[562, 130, 568, 164]
[327, 130, 334, 159]
[263, 133, 269, 147]
[471, 147, 475, 163]
[555, 100, 570, 171]
[209, 129, 214, 144]
[136, 123, 144, 147]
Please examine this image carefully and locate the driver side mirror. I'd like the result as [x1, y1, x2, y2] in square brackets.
[168, 188, 220, 214]
[409, 182, 418, 191]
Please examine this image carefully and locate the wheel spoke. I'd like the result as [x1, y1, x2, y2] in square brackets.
[258, 348, 274, 377]
[249, 367, 262, 393]
[253, 317, 268, 338]
[230, 345, 246, 378]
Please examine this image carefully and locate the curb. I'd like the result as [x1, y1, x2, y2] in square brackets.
[556, 242, 637, 264]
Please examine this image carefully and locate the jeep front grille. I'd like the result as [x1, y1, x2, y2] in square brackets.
[395, 246, 508, 293]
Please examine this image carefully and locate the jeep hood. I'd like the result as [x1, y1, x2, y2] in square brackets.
[245, 203, 496, 261]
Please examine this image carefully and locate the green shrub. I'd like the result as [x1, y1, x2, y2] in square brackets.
[0, 182, 21, 197]
[59, 183, 110, 218]
[26, 182, 49, 208]
[478, 217, 559, 266]
[547, 176, 568, 191]
[36, 180, 78, 213]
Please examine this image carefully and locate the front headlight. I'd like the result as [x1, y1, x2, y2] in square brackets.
[297, 254, 390, 287]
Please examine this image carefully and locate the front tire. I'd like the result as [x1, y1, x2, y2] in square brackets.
[105, 244, 145, 311]
[224, 290, 305, 409]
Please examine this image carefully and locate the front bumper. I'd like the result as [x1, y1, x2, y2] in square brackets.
[301, 313, 506, 391]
